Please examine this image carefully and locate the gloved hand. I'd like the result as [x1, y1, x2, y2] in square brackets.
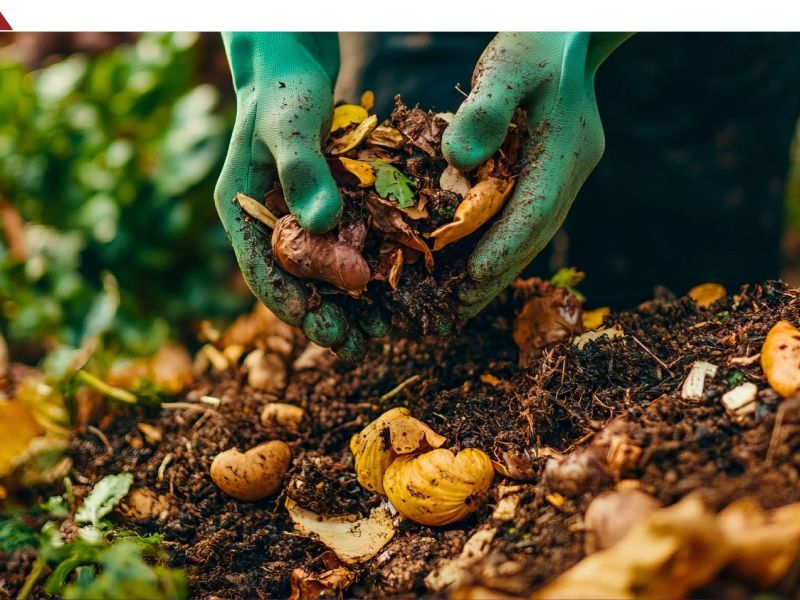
[442, 32, 633, 318]
[215, 32, 381, 361]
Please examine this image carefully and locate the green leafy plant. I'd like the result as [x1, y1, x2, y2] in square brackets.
[371, 160, 415, 208]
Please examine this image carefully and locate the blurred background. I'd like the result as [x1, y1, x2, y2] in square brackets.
[1, 32, 800, 366]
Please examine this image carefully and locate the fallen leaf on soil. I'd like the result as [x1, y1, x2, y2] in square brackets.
[244, 348, 287, 393]
[513, 278, 583, 368]
[688, 282, 726, 308]
[761, 320, 800, 397]
[272, 215, 371, 292]
[391, 96, 447, 157]
[285, 498, 397, 564]
[383, 448, 493, 526]
[107, 342, 194, 395]
[372, 159, 416, 208]
[136, 423, 162, 445]
[261, 402, 305, 431]
[331, 114, 378, 155]
[584, 489, 660, 554]
[532, 495, 727, 600]
[339, 157, 375, 187]
[365, 124, 404, 149]
[430, 178, 515, 251]
[425, 527, 497, 592]
[350, 407, 445, 494]
[210, 441, 291, 501]
[331, 104, 369, 133]
[0, 398, 45, 479]
[365, 194, 434, 271]
[582, 307, 610, 331]
[490, 450, 536, 482]
[718, 497, 800, 588]
[680, 360, 718, 400]
[289, 565, 355, 600]
[116, 487, 170, 521]
[572, 326, 624, 351]
[3, 436, 71, 490]
[439, 165, 470, 197]
[720, 382, 758, 422]
[373, 247, 404, 290]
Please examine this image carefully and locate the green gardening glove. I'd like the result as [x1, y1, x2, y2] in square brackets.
[442, 32, 633, 318]
[215, 32, 381, 361]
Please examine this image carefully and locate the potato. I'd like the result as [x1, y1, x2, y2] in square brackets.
[210, 440, 291, 501]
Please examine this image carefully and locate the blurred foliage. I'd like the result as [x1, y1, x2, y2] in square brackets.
[0, 33, 245, 360]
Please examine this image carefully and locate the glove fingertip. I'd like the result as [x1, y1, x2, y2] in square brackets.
[332, 326, 368, 362]
[302, 303, 348, 347]
[280, 154, 343, 234]
[443, 101, 511, 171]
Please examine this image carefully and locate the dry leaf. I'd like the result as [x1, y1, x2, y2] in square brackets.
[366, 124, 404, 149]
[439, 165, 470, 197]
[272, 215, 371, 292]
[331, 114, 378, 155]
[761, 320, 800, 397]
[391, 97, 447, 157]
[688, 282, 726, 308]
[430, 178, 515, 251]
[289, 566, 355, 600]
[0, 398, 45, 479]
[365, 194, 433, 272]
[331, 104, 368, 133]
[286, 498, 397, 564]
[573, 326, 624, 351]
[116, 488, 170, 521]
[339, 157, 375, 187]
[582, 307, 610, 331]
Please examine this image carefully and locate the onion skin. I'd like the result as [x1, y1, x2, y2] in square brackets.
[271, 215, 370, 292]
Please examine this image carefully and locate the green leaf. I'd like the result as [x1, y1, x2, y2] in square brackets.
[40, 494, 69, 518]
[0, 510, 39, 552]
[75, 473, 133, 526]
[371, 160, 415, 208]
[727, 370, 745, 387]
[550, 267, 586, 302]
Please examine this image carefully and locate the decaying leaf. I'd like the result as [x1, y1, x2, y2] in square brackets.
[365, 194, 434, 272]
[366, 123, 404, 149]
[532, 495, 727, 599]
[272, 215, 371, 292]
[331, 104, 369, 133]
[116, 487, 170, 521]
[425, 528, 497, 592]
[0, 398, 45, 479]
[761, 320, 800, 397]
[430, 178, 515, 251]
[350, 407, 446, 494]
[582, 307, 610, 331]
[107, 342, 194, 395]
[391, 96, 447, 157]
[289, 565, 355, 600]
[572, 326, 624, 351]
[680, 360, 718, 400]
[439, 165, 470, 197]
[220, 303, 294, 350]
[490, 450, 536, 482]
[235, 192, 279, 229]
[373, 247, 405, 290]
[512, 278, 583, 368]
[688, 282, 726, 308]
[372, 160, 415, 208]
[544, 447, 610, 497]
[331, 114, 378, 155]
[339, 157, 375, 187]
[285, 498, 397, 564]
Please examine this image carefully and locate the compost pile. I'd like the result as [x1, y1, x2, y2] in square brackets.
[6, 278, 800, 598]
[241, 94, 527, 335]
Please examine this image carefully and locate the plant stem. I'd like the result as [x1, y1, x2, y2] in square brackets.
[76, 370, 137, 404]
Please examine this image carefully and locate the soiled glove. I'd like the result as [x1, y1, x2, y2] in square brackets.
[443, 32, 633, 318]
[215, 32, 376, 360]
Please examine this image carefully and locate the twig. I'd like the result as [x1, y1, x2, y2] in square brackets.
[161, 402, 208, 412]
[729, 353, 761, 366]
[454, 83, 469, 98]
[630, 336, 674, 376]
[766, 402, 787, 466]
[199, 395, 221, 407]
[76, 370, 137, 404]
[235, 193, 278, 229]
[380, 374, 421, 402]
[158, 453, 173, 481]
[87, 425, 112, 456]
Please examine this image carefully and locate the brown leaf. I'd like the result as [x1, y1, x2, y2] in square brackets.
[373, 247, 404, 290]
[365, 194, 433, 272]
[390, 96, 448, 157]
[272, 215, 371, 292]
[289, 566, 355, 600]
[366, 122, 404, 150]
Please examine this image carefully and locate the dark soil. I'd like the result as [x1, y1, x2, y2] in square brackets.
[6, 280, 800, 598]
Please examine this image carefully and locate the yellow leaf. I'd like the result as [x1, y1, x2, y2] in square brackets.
[582, 307, 610, 331]
[761, 320, 800, 397]
[339, 158, 375, 187]
[360, 90, 374, 111]
[0, 398, 45, 479]
[331, 114, 378, 155]
[366, 125, 404, 149]
[331, 104, 368, 133]
[688, 282, 726, 308]
[430, 178, 515, 251]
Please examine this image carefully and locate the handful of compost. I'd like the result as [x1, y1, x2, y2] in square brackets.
[236, 94, 527, 335]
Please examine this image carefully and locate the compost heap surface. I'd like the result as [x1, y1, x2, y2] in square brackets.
[6, 280, 800, 598]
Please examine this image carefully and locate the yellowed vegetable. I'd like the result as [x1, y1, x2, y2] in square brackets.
[360, 90, 375, 111]
[366, 124, 404, 149]
[688, 282, 726, 308]
[430, 178, 515, 251]
[332, 114, 378, 154]
[582, 307, 610, 331]
[383, 448, 493, 526]
[261, 402, 305, 431]
[331, 104, 368, 133]
[761, 320, 800, 397]
[350, 407, 446, 494]
[286, 498, 397, 564]
[210, 441, 291, 501]
[339, 157, 375, 187]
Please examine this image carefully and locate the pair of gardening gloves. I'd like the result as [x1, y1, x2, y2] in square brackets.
[215, 32, 632, 360]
